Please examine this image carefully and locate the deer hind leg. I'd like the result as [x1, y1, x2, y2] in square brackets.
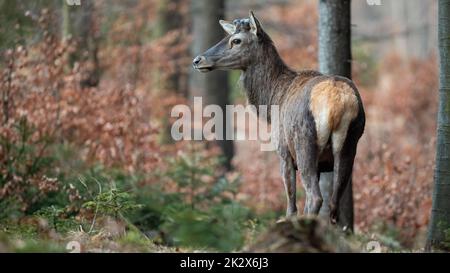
[295, 139, 322, 215]
[330, 119, 357, 224]
[279, 148, 297, 217]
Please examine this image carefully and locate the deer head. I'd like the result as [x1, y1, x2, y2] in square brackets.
[192, 11, 265, 72]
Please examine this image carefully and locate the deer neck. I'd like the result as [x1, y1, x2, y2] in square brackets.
[241, 43, 296, 114]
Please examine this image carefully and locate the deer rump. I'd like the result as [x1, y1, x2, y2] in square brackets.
[281, 74, 365, 173]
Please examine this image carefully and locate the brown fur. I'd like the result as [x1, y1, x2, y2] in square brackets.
[193, 13, 365, 224]
[310, 80, 359, 132]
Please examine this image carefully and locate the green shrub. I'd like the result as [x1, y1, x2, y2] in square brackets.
[1, 126, 271, 252]
[33, 206, 79, 233]
[83, 188, 142, 219]
[128, 149, 262, 251]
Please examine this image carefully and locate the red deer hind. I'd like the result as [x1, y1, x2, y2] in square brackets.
[192, 11, 365, 224]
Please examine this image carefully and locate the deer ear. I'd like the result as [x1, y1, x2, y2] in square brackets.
[219, 20, 236, 35]
[249, 11, 262, 36]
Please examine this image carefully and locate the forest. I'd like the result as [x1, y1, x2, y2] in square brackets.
[0, 0, 449, 254]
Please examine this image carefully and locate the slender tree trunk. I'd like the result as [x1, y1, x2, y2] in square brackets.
[318, 0, 354, 231]
[61, 0, 100, 87]
[61, 0, 71, 41]
[78, 0, 99, 87]
[426, 0, 450, 251]
[156, 0, 185, 95]
[156, 0, 190, 144]
[189, 0, 234, 170]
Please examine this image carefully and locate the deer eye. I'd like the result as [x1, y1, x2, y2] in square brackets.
[231, 38, 241, 45]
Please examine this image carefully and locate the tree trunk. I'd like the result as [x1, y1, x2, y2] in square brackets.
[156, 0, 186, 95]
[78, 0, 99, 87]
[189, 0, 234, 170]
[156, 0, 190, 144]
[318, 0, 354, 231]
[426, 0, 450, 251]
[61, 0, 99, 87]
[61, 0, 71, 41]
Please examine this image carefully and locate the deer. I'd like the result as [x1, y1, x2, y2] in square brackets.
[192, 11, 365, 224]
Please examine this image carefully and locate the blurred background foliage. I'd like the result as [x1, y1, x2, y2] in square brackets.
[0, 0, 439, 252]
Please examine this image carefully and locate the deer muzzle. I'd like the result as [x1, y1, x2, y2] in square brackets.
[192, 55, 214, 72]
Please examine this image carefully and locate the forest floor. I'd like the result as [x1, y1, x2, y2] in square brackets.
[0, 216, 410, 253]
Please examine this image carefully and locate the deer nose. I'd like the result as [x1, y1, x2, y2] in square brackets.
[193, 55, 205, 66]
